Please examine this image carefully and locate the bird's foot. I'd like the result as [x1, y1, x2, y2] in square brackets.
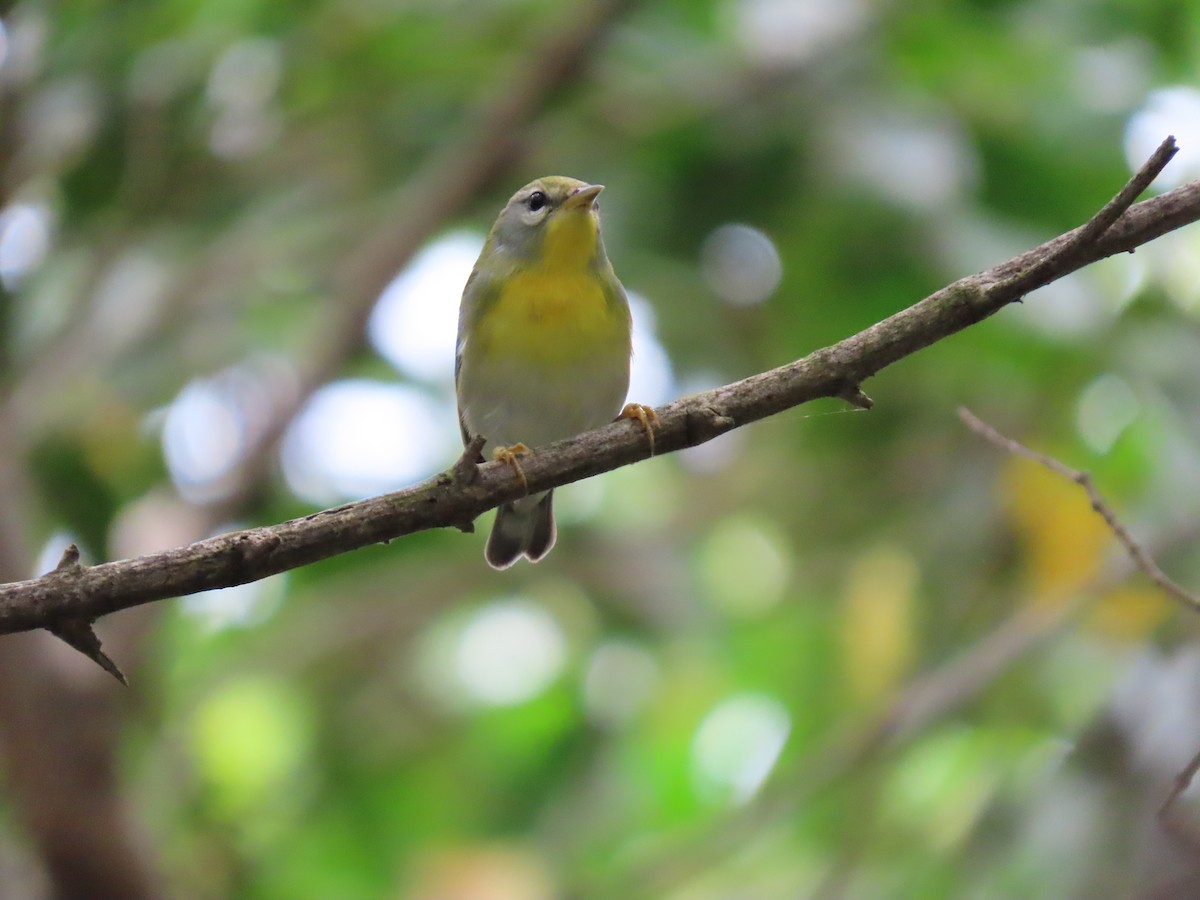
[492, 442, 533, 493]
[620, 403, 660, 456]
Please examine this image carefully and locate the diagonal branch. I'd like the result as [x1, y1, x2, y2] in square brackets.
[1159, 744, 1200, 849]
[1, 145, 1199, 633]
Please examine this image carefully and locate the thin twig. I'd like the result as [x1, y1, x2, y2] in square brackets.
[1077, 136, 1178, 242]
[997, 135, 1177, 297]
[958, 407, 1200, 614]
[1159, 744, 1200, 847]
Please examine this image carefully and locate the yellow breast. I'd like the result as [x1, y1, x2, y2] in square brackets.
[477, 210, 627, 366]
[481, 268, 624, 366]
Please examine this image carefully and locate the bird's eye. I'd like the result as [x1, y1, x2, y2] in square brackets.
[527, 191, 547, 212]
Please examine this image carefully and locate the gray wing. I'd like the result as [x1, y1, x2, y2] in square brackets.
[455, 264, 503, 447]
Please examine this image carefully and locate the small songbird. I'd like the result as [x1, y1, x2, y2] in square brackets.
[456, 176, 650, 569]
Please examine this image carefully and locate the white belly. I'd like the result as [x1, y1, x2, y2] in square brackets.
[459, 351, 630, 453]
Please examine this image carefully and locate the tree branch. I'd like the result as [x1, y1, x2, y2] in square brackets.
[0, 140, 1197, 633]
[0, 0, 636, 677]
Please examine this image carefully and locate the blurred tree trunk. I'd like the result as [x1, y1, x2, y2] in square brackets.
[0, 444, 161, 900]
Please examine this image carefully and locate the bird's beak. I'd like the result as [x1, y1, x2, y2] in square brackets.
[564, 183, 604, 210]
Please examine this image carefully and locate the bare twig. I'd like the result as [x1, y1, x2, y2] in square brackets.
[0, 152, 1198, 631]
[958, 407, 1200, 614]
[997, 136, 1177, 297]
[1159, 745, 1200, 851]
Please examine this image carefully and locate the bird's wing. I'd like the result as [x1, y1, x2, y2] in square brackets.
[455, 264, 504, 445]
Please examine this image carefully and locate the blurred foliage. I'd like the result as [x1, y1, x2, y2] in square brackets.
[3, 0, 1200, 898]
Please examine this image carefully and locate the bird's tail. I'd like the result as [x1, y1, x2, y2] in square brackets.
[485, 490, 556, 569]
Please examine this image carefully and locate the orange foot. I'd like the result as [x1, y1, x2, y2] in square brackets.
[620, 403, 660, 456]
[492, 442, 533, 492]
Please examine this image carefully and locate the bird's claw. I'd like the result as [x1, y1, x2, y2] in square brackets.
[492, 442, 533, 493]
[620, 403, 659, 456]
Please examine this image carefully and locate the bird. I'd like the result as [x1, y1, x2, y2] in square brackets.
[455, 176, 654, 569]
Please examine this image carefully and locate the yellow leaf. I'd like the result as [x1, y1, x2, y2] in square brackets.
[841, 546, 918, 705]
[1087, 585, 1170, 641]
[1001, 454, 1111, 606]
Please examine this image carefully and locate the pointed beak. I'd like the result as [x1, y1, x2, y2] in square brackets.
[563, 183, 604, 210]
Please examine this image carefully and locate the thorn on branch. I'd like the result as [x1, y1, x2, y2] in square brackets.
[958, 406, 1200, 615]
[54, 543, 81, 572]
[836, 384, 874, 410]
[47, 619, 129, 686]
[43, 542, 129, 684]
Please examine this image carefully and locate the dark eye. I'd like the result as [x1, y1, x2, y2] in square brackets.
[527, 191, 547, 212]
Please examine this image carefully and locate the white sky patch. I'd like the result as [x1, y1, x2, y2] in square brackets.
[0, 202, 53, 287]
[182, 573, 286, 633]
[1150, 228, 1200, 313]
[454, 599, 567, 706]
[692, 692, 791, 804]
[34, 530, 81, 578]
[734, 0, 868, 66]
[1013, 275, 1107, 337]
[281, 379, 455, 506]
[1072, 41, 1150, 114]
[370, 231, 483, 383]
[700, 224, 783, 307]
[160, 357, 298, 505]
[628, 291, 674, 407]
[826, 110, 976, 213]
[162, 378, 247, 504]
[1125, 86, 1200, 191]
